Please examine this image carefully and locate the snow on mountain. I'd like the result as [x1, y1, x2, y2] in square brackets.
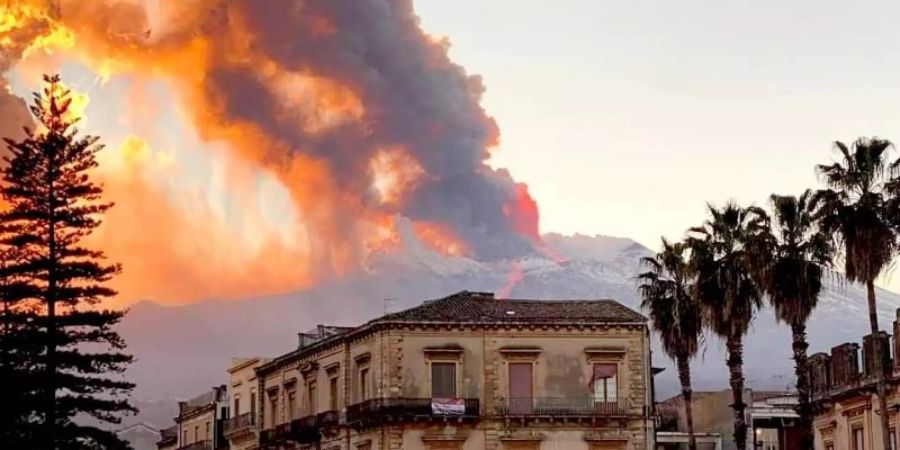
[117, 232, 900, 427]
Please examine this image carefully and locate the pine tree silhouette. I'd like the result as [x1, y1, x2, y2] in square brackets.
[0, 74, 135, 449]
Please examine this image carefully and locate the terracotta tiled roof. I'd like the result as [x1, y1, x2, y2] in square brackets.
[257, 291, 644, 375]
[373, 291, 646, 325]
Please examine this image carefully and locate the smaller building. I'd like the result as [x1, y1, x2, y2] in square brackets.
[156, 425, 177, 450]
[157, 386, 229, 450]
[117, 423, 161, 450]
[656, 389, 799, 450]
[750, 392, 802, 450]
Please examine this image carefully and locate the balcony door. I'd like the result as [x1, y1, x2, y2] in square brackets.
[508, 362, 533, 414]
[431, 362, 457, 399]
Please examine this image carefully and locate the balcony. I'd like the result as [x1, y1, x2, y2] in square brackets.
[176, 441, 212, 450]
[499, 398, 631, 418]
[317, 410, 340, 429]
[259, 422, 292, 446]
[223, 412, 255, 438]
[346, 397, 479, 428]
[291, 414, 320, 444]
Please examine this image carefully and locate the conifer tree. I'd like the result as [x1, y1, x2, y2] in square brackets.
[0, 236, 42, 447]
[0, 74, 135, 449]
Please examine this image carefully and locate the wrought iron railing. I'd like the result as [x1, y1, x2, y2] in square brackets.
[346, 397, 480, 425]
[223, 412, 255, 435]
[317, 410, 340, 428]
[290, 414, 320, 443]
[499, 398, 628, 416]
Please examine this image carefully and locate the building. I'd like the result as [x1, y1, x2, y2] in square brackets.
[117, 423, 161, 450]
[254, 290, 654, 450]
[750, 392, 802, 450]
[656, 389, 800, 450]
[224, 357, 271, 450]
[157, 385, 229, 450]
[809, 309, 900, 450]
[157, 425, 178, 450]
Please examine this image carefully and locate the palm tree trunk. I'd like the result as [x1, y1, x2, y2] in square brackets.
[677, 355, 697, 450]
[726, 332, 748, 450]
[867, 279, 893, 450]
[790, 321, 813, 450]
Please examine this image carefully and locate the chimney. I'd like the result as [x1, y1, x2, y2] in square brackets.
[809, 353, 832, 394]
[830, 342, 860, 388]
[863, 332, 892, 377]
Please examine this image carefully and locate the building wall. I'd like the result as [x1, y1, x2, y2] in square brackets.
[256, 323, 651, 450]
[674, 390, 749, 450]
[229, 359, 262, 418]
[814, 394, 898, 450]
[179, 408, 215, 446]
[227, 358, 266, 450]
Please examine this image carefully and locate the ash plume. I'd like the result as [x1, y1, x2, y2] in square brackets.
[0, 0, 547, 302]
[169, 0, 539, 258]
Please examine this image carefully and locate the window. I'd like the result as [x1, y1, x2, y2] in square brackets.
[592, 363, 618, 402]
[359, 367, 370, 401]
[431, 362, 457, 398]
[287, 390, 297, 420]
[205, 422, 210, 440]
[250, 391, 257, 422]
[183, 430, 187, 445]
[270, 396, 279, 426]
[825, 445, 834, 450]
[194, 425, 199, 442]
[234, 396, 240, 416]
[891, 429, 897, 450]
[307, 381, 317, 414]
[852, 427, 864, 450]
[329, 376, 339, 410]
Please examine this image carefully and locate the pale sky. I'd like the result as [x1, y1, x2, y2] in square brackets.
[415, 1, 900, 290]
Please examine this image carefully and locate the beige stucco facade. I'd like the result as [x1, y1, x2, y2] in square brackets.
[254, 292, 654, 450]
[225, 358, 269, 450]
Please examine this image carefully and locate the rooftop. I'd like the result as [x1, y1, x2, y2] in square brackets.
[257, 290, 644, 374]
[373, 291, 646, 325]
[178, 385, 225, 417]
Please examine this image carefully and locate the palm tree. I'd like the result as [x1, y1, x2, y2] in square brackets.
[813, 137, 898, 450]
[638, 238, 703, 450]
[686, 203, 766, 450]
[755, 190, 832, 449]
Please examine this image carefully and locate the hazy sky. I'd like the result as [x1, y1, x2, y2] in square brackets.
[415, 1, 900, 283]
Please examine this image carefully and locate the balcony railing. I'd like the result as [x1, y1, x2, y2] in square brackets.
[291, 414, 320, 444]
[176, 441, 212, 450]
[259, 422, 292, 446]
[223, 412, 255, 436]
[317, 410, 340, 428]
[499, 398, 629, 417]
[346, 397, 479, 427]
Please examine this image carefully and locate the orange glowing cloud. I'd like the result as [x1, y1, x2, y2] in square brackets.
[0, 0, 548, 305]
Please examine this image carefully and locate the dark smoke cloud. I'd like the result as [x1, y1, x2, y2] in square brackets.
[0, 81, 31, 144]
[192, 0, 538, 259]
